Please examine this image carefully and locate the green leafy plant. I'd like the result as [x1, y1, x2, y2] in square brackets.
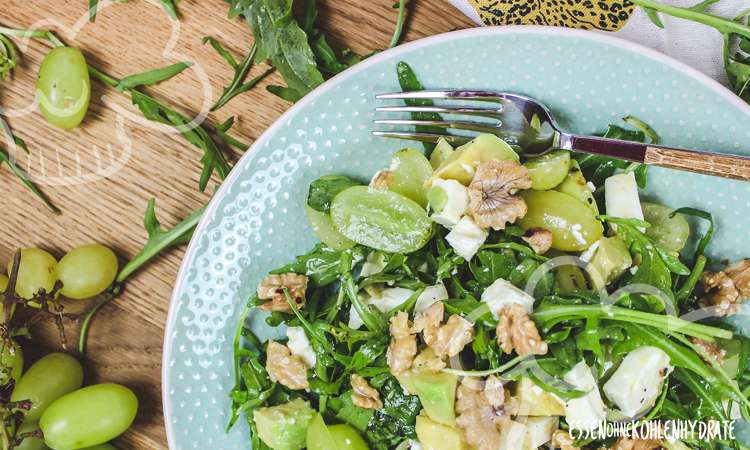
[78, 199, 205, 352]
[0, 27, 234, 192]
[633, 0, 750, 100]
[203, 38, 274, 111]
[0, 115, 59, 213]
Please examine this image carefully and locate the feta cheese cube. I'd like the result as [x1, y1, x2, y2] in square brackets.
[445, 216, 488, 261]
[498, 420, 528, 450]
[429, 178, 469, 229]
[563, 361, 607, 432]
[361, 251, 387, 277]
[347, 287, 416, 329]
[603, 346, 673, 417]
[286, 326, 316, 368]
[414, 283, 449, 314]
[480, 278, 535, 317]
[604, 172, 644, 222]
[517, 416, 558, 449]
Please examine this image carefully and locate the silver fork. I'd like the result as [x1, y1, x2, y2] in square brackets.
[373, 90, 750, 182]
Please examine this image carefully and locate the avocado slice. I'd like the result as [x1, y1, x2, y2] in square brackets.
[555, 160, 599, 214]
[412, 371, 458, 426]
[586, 236, 633, 289]
[254, 398, 315, 450]
[514, 377, 565, 416]
[415, 413, 467, 450]
[431, 134, 519, 185]
[430, 138, 455, 169]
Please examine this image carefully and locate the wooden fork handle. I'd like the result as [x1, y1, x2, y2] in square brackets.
[644, 146, 750, 182]
[563, 134, 750, 182]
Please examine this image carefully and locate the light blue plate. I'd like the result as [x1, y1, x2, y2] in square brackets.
[162, 26, 750, 449]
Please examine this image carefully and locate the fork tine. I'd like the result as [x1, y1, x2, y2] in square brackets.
[375, 105, 503, 119]
[376, 90, 504, 101]
[371, 131, 472, 146]
[374, 119, 500, 134]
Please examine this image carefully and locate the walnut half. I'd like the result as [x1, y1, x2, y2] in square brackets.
[351, 374, 383, 409]
[387, 311, 417, 375]
[257, 273, 309, 313]
[431, 314, 475, 358]
[522, 227, 553, 255]
[550, 430, 580, 450]
[455, 376, 515, 450]
[701, 259, 750, 316]
[467, 159, 532, 230]
[496, 304, 548, 357]
[690, 337, 727, 364]
[266, 340, 309, 390]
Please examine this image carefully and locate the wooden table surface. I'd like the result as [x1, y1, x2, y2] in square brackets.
[0, 1, 474, 448]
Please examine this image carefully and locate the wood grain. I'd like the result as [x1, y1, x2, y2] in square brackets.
[645, 146, 750, 181]
[0, 1, 474, 448]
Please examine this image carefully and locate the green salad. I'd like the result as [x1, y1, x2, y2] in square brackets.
[228, 66, 750, 450]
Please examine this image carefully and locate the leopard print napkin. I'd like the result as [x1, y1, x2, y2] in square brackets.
[447, 0, 748, 84]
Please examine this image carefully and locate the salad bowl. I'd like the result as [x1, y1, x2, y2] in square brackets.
[162, 26, 750, 449]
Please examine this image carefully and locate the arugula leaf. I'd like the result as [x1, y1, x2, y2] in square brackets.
[117, 199, 205, 283]
[672, 207, 714, 258]
[311, 34, 350, 75]
[389, 0, 408, 48]
[129, 90, 230, 191]
[578, 115, 656, 189]
[266, 85, 304, 102]
[0, 35, 17, 80]
[602, 216, 690, 299]
[632, 0, 750, 101]
[116, 61, 193, 91]
[158, 0, 179, 19]
[366, 375, 421, 449]
[78, 199, 205, 352]
[328, 391, 374, 432]
[307, 175, 360, 213]
[231, 0, 324, 97]
[88, 0, 99, 22]
[271, 243, 345, 287]
[203, 39, 274, 111]
[396, 61, 444, 154]
[215, 116, 250, 151]
[0, 115, 59, 213]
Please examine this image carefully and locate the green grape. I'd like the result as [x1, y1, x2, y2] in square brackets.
[14, 421, 48, 450]
[40, 383, 138, 450]
[520, 190, 603, 251]
[36, 47, 91, 130]
[555, 160, 599, 214]
[330, 186, 433, 253]
[387, 148, 433, 207]
[0, 273, 8, 292]
[80, 445, 116, 450]
[305, 205, 355, 251]
[329, 424, 369, 450]
[57, 244, 118, 299]
[7, 248, 58, 300]
[11, 352, 83, 422]
[0, 339, 23, 386]
[523, 150, 570, 190]
[306, 414, 337, 450]
[641, 202, 690, 253]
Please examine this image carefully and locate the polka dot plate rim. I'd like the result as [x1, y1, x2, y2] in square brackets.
[162, 25, 750, 449]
